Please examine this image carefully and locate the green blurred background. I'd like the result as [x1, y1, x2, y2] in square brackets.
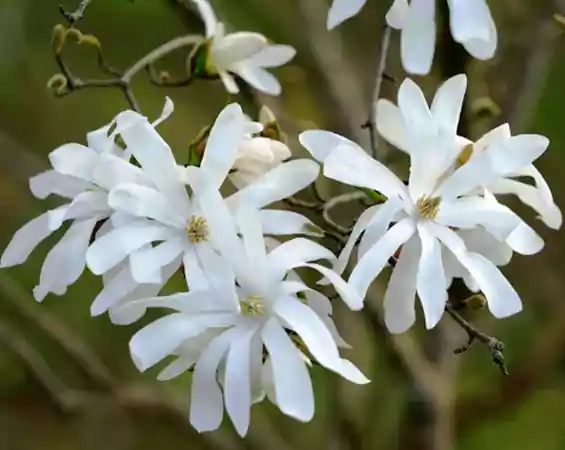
[1, 0, 565, 449]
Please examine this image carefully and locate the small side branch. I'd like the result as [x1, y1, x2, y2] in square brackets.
[60, 0, 93, 25]
[445, 304, 508, 375]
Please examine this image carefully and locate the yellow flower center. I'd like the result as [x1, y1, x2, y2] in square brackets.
[416, 196, 441, 220]
[240, 295, 265, 317]
[186, 216, 209, 244]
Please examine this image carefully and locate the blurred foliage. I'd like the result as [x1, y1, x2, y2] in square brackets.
[1, 0, 565, 449]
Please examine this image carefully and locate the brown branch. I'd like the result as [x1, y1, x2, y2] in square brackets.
[365, 25, 392, 162]
[60, 0, 93, 25]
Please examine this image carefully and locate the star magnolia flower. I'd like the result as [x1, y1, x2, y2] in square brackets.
[327, 0, 497, 75]
[115, 206, 367, 436]
[191, 0, 296, 95]
[374, 74, 561, 290]
[300, 75, 550, 333]
[0, 101, 172, 301]
[86, 102, 321, 321]
[230, 106, 292, 188]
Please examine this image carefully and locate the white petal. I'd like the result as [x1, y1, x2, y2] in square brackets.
[1, 207, 67, 268]
[157, 355, 197, 381]
[236, 206, 267, 272]
[183, 248, 210, 292]
[458, 228, 512, 266]
[398, 77, 434, 135]
[48, 143, 99, 182]
[299, 130, 353, 163]
[195, 243, 239, 309]
[267, 238, 335, 284]
[190, 328, 240, 433]
[327, 0, 367, 29]
[91, 264, 140, 316]
[86, 221, 176, 275]
[233, 64, 281, 96]
[449, 0, 492, 43]
[430, 74, 467, 136]
[34, 218, 97, 302]
[224, 328, 258, 437]
[416, 223, 448, 329]
[332, 205, 382, 276]
[212, 32, 268, 68]
[116, 291, 225, 317]
[117, 113, 191, 218]
[349, 218, 416, 299]
[386, 0, 410, 29]
[375, 100, 410, 153]
[323, 141, 408, 198]
[63, 191, 110, 221]
[186, 169, 246, 273]
[129, 238, 184, 284]
[259, 210, 323, 237]
[400, 0, 436, 75]
[245, 45, 296, 68]
[29, 170, 92, 200]
[218, 70, 240, 94]
[226, 159, 320, 210]
[383, 235, 420, 334]
[439, 134, 550, 199]
[192, 0, 218, 38]
[432, 224, 522, 318]
[305, 263, 364, 311]
[130, 313, 208, 371]
[460, 14, 497, 60]
[358, 199, 404, 259]
[108, 183, 184, 229]
[261, 319, 314, 422]
[201, 103, 247, 188]
[91, 154, 146, 191]
[488, 171, 562, 230]
[86, 122, 115, 154]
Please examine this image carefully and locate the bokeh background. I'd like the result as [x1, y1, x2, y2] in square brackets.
[1, 0, 565, 449]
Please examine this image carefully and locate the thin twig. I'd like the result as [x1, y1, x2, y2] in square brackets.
[322, 192, 366, 234]
[365, 25, 392, 161]
[53, 32, 202, 112]
[445, 304, 507, 375]
[60, 0, 93, 25]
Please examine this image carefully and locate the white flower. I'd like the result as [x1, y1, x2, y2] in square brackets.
[0, 101, 172, 301]
[230, 106, 291, 188]
[115, 207, 367, 436]
[327, 0, 497, 75]
[300, 75, 550, 333]
[191, 0, 296, 95]
[86, 102, 321, 321]
[327, 0, 367, 29]
[455, 125, 562, 230]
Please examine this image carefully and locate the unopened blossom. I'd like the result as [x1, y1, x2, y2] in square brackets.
[190, 0, 296, 95]
[230, 106, 291, 188]
[116, 207, 366, 436]
[327, 0, 497, 75]
[300, 74, 550, 333]
[87, 102, 321, 321]
[0, 101, 172, 302]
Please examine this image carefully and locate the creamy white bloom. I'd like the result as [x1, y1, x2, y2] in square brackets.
[230, 106, 291, 188]
[192, 0, 296, 95]
[116, 206, 366, 436]
[87, 102, 321, 321]
[0, 101, 172, 301]
[374, 74, 561, 246]
[327, 0, 497, 75]
[300, 75, 550, 333]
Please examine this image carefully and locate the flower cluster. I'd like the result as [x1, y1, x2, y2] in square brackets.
[3, 0, 562, 439]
